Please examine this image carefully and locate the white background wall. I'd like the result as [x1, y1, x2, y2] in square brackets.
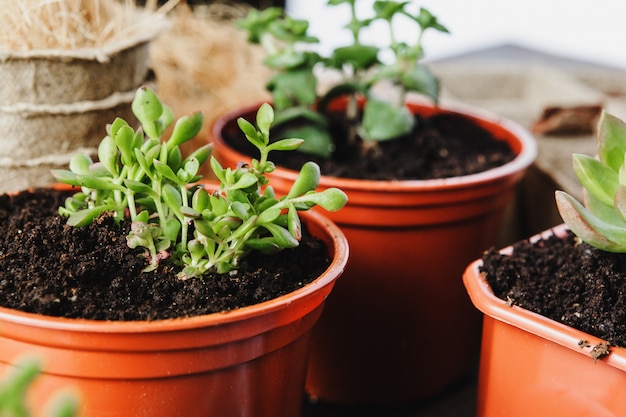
[286, 0, 626, 69]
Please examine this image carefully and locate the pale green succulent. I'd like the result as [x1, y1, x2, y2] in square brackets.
[556, 110, 626, 252]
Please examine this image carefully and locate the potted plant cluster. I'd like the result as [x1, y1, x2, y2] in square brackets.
[211, 0, 537, 404]
[463, 110, 626, 416]
[0, 86, 349, 417]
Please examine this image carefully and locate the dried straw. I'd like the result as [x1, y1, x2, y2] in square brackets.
[0, 0, 178, 52]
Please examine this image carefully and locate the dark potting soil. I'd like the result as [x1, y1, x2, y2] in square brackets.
[481, 230, 626, 348]
[0, 188, 330, 321]
[224, 110, 516, 180]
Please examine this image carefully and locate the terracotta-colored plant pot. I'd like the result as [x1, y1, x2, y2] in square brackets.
[211, 100, 537, 404]
[0, 198, 349, 417]
[463, 224, 626, 416]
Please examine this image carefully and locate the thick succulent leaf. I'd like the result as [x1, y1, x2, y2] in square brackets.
[572, 153, 619, 207]
[67, 206, 112, 227]
[292, 188, 348, 211]
[245, 237, 281, 254]
[262, 222, 299, 248]
[556, 190, 626, 252]
[257, 206, 281, 224]
[69, 153, 93, 175]
[98, 136, 119, 176]
[287, 161, 320, 198]
[598, 111, 626, 172]
[614, 185, 626, 224]
[167, 111, 204, 149]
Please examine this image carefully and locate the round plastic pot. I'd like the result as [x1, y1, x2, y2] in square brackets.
[0, 200, 349, 417]
[211, 100, 537, 404]
[463, 223, 626, 416]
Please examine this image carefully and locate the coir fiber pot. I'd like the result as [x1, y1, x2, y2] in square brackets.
[463, 224, 626, 417]
[211, 100, 537, 404]
[0, 193, 349, 417]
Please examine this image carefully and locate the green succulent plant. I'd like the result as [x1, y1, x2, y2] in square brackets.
[0, 358, 78, 417]
[52, 87, 348, 279]
[556, 110, 626, 252]
[237, 0, 449, 158]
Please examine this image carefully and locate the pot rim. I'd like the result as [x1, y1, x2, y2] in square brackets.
[463, 223, 626, 371]
[211, 98, 538, 193]
[0, 206, 349, 333]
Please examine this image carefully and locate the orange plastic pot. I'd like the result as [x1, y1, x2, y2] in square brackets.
[0, 205, 349, 417]
[211, 100, 537, 404]
[463, 224, 626, 416]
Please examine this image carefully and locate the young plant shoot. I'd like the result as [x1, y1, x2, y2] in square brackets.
[238, 0, 449, 156]
[556, 111, 626, 252]
[53, 87, 347, 279]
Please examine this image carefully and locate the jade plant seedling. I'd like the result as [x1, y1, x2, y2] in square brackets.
[53, 86, 347, 279]
[0, 358, 78, 417]
[556, 111, 626, 252]
[237, 0, 448, 157]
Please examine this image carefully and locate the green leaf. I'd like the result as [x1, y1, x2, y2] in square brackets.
[162, 184, 183, 216]
[287, 161, 320, 198]
[572, 154, 618, 207]
[292, 187, 348, 211]
[66, 206, 111, 227]
[245, 237, 281, 254]
[124, 179, 153, 195]
[167, 146, 183, 173]
[231, 201, 250, 220]
[556, 190, 626, 252]
[287, 203, 302, 240]
[98, 136, 119, 176]
[262, 222, 299, 248]
[257, 206, 281, 224]
[192, 187, 210, 212]
[154, 160, 180, 184]
[400, 65, 440, 103]
[209, 193, 229, 216]
[361, 99, 414, 141]
[598, 111, 626, 172]
[237, 117, 265, 149]
[184, 144, 212, 167]
[256, 103, 274, 138]
[330, 44, 380, 70]
[266, 138, 304, 153]
[167, 111, 204, 149]
[209, 157, 227, 184]
[267, 70, 318, 109]
[132, 86, 163, 139]
[278, 125, 332, 158]
[112, 123, 137, 166]
[69, 153, 92, 175]
[231, 172, 259, 190]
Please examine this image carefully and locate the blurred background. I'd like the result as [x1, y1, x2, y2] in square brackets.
[287, 0, 626, 69]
